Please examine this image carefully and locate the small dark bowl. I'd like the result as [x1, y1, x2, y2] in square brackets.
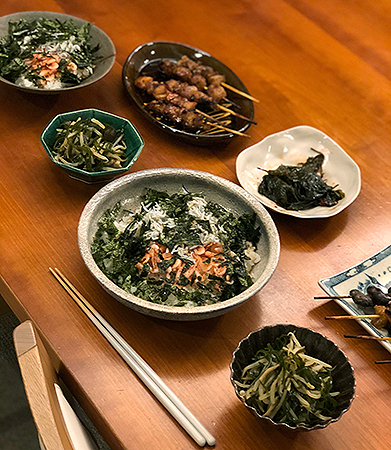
[41, 108, 144, 184]
[230, 324, 356, 430]
[0, 11, 115, 94]
[122, 41, 254, 146]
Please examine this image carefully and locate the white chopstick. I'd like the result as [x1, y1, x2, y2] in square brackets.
[49, 267, 216, 447]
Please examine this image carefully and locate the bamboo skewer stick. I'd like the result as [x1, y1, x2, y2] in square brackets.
[325, 314, 379, 320]
[193, 109, 250, 136]
[314, 295, 352, 300]
[221, 82, 259, 102]
[344, 334, 391, 341]
[204, 121, 250, 137]
[215, 104, 257, 124]
[375, 360, 391, 364]
[49, 267, 216, 448]
[195, 109, 251, 137]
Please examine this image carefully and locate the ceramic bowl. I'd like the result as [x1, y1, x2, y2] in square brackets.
[122, 41, 254, 145]
[230, 324, 356, 430]
[236, 125, 361, 218]
[78, 168, 280, 320]
[0, 11, 115, 94]
[41, 108, 144, 183]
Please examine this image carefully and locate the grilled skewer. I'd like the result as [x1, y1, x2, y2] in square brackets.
[145, 101, 209, 132]
[135, 76, 256, 125]
[325, 305, 391, 330]
[344, 334, 391, 341]
[145, 100, 248, 136]
[315, 286, 391, 308]
[160, 55, 259, 102]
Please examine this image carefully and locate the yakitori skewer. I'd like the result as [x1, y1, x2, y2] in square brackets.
[135, 76, 255, 123]
[375, 360, 391, 365]
[204, 122, 249, 137]
[221, 82, 259, 102]
[145, 100, 249, 136]
[326, 305, 391, 330]
[159, 56, 260, 103]
[325, 314, 380, 320]
[344, 334, 391, 341]
[316, 287, 391, 308]
[199, 111, 250, 136]
[215, 104, 257, 124]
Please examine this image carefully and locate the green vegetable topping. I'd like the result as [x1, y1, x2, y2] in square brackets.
[235, 332, 340, 427]
[91, 188, 261, 306]
[53, 117, 127, 172]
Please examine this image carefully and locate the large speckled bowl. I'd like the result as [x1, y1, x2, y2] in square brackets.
[230, 324, 356, 430]
[78, 168, 280, 320]
[0, 11, 115, 94]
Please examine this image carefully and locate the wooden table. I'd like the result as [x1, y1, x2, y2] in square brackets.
[1, 0, 391, 449]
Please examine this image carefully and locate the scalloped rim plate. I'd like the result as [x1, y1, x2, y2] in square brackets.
[236, 125, 361, 218]
[319, 244, 391, 354]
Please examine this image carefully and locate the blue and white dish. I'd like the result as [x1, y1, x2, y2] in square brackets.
[319, 244, 391, 353]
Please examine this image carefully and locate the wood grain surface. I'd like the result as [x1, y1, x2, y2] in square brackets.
[1, 1, 390, 449]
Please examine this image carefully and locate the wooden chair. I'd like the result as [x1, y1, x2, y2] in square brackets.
[13, 320, 98, 450]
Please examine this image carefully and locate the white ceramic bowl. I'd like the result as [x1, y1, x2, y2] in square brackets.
[236, 125, 361, 218]
[78, 168, 280, 320]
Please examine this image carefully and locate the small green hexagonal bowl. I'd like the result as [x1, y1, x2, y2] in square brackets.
[41, 108, 144, 183]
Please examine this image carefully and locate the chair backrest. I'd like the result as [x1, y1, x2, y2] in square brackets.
[13, 320, 98, 450]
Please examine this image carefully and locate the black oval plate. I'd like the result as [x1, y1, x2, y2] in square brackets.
[122, 41, 254, 146]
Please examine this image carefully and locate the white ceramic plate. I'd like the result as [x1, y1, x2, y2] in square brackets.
[319, 244, 391, 354]
[236, 125, 361, 218]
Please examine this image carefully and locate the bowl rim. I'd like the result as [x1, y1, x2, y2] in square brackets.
[40, 108, 144, 178]
[0, 10, 116, 93]
[230, 323, 356, 430]
[122, 40, 254, 143]
[78, 168, 280, 319]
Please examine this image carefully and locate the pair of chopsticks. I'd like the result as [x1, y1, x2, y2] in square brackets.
[49, 268, 215, 447]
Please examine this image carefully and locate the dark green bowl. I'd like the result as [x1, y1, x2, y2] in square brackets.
[41, 108, 144, 183]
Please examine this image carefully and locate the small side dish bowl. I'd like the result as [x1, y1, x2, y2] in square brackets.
[41, 108, 144, 183]
[0, 11, 115, 94]
[78, 168, 280, 320]
[236, 125, 361, 218]
[122, 41, 254, 146]
[230, 324, 356, 430]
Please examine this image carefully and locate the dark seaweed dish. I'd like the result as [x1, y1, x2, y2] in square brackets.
[258, 151, 345, 211]
[91, 188, 261, 307]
